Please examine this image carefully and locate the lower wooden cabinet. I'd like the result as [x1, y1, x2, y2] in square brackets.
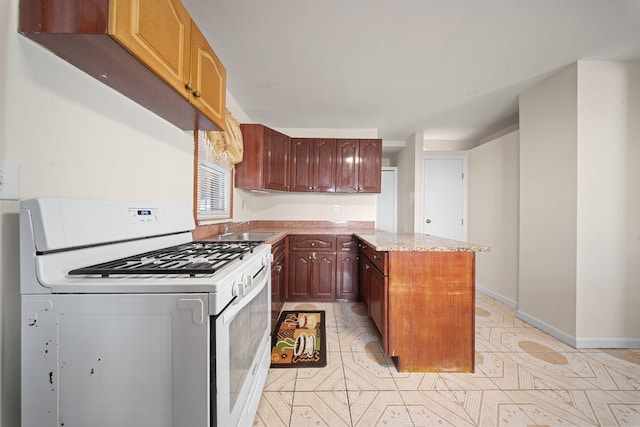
[270, 240, 286, 334]
[286, 235, 358, 301]
[288, 252, 336, 300]
[358, 241, 389, 350]
[336, 252, 359, 301]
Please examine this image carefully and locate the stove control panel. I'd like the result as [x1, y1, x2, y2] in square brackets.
[128, 208, 161, 223]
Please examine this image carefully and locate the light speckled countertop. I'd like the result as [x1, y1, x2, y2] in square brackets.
[353, 231, 490, 252]
[249, 229, 489, 252]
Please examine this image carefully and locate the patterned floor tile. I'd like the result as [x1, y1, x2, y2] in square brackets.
[478, 351, 598, 390]
[601, 390, 640, 426]
[508, 389, 623, 426]
[578, 350, 640, 391]
[390, 370, 453, 392]
[263, 367, 297, 392]
[400, 390, 477, 426]
[283, 301, 336, 313]
[348, 390, 414, 427]
[336, 302, 370, 321]
[342, 350, 397, 391]
[323, 323, 342, 353]
[475, 304, 532, 329]
[476, 326, 578, 353]
[290, 390, 351, 427]
[450, 389, 533, 426]
[295, 351, 346, 392]
[253, 391, 293, 427]
[262, 295, 640, 427]
[338, 325, 384, 353]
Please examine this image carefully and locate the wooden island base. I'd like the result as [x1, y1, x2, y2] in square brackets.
[385, 251, 476, 372]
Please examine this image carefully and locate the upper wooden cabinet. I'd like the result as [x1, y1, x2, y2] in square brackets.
[335, 139, 382, 193]
[290, 138, 336, 192]
[237, 125, 382, 193]
[236, 124, 291, 191]
[19, 0, 226, 131]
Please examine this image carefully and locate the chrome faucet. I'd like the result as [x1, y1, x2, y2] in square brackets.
[221, 221, 249, 237]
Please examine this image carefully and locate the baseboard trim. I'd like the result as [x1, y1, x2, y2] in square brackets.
[476, 285, 518, 309]
[516, 310, 640, 349]
[515, 310, 577, 347]
[575, 337, 640, 349]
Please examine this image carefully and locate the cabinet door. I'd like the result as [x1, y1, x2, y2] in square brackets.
[189, 22, 226, 128]
[369, 265, 388, 349]
[335, 139, 359, 193]
[271, 254, 285, 333]
[313, 139, 336, 192]
[336, 252, 359, 301]
[358, 139, 382, 193]
[264, 128, 291, 191]
[111, 0, 192, 99]
[359, 258, 371, 306]
[290, 139, 314, 192]
[312, 253, 336, 300]
[288, 253, 312, 300]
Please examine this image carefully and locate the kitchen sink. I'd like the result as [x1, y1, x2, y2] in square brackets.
[217, 231, 278, 242]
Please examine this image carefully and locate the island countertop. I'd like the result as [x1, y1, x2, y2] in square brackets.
[354, 231, 490, 252]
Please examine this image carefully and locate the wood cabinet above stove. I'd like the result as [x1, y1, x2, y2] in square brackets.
[19, 0, 226, 131]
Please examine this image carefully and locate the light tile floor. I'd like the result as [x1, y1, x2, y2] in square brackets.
[254, 293, 640, 426]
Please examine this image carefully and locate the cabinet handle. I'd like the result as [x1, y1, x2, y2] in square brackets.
[373, 254, 379, 260]
[308, 186, 312, 190]
[275, 265, 282, 272]
[193, 90, 201, 98]
[311, 242, 315, 247]
[185, 82, 193, 90]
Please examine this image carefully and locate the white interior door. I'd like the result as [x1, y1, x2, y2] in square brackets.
[422, 157, 466, 240]
[376, 167, 397, 233]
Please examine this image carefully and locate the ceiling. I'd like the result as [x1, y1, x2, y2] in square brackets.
[183, 0, 640, 143]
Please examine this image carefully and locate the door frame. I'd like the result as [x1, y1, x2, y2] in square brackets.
[377, 167, 398, 233]
[421, 155, 468, 241]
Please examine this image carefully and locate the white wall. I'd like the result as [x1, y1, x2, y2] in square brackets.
[468, 130, 519, 306]
[1, 0, 196, 424]
[518, 64, 579, 341]
[518, 61, 640, 347]
[395, 132, 422, 232]
[575, 61, 640, 345]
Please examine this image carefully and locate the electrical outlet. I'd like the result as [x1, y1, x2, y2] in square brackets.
[0, 162, 20, 200]
[333, 205, 339, 213]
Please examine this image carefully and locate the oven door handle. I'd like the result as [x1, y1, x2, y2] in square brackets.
[222, 265, 269, 325]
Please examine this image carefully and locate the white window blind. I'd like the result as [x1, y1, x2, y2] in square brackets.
[197, 131, 232, 222]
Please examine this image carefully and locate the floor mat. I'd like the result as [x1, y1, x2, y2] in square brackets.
[270, 310, 326, 368]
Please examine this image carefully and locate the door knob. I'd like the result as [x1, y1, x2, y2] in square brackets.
[426, 219, 432, 223]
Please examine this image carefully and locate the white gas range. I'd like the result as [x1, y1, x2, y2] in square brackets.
[20, 198, 272, 427]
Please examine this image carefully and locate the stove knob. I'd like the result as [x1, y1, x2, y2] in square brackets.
[232, 282, 245, 298]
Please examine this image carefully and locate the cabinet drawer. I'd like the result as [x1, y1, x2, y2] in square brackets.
[337, 235, 358, 252]
[360, 242, 388, 274]
[289, 235, 336, 252]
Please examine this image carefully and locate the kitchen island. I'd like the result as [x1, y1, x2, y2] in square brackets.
[354, 231, 489, 373]
[195, 222, 488, 373]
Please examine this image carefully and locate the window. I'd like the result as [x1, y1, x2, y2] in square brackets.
[196, 130, 232, 222]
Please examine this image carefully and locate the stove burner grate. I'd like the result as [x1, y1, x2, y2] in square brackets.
[69, 241, 262, 277]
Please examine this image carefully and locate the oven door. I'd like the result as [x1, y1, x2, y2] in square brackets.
[213, 263, 271, 427]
